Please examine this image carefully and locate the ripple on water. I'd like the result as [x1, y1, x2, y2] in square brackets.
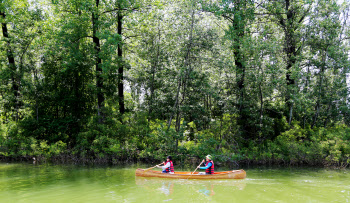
[2, 164, 350, 202]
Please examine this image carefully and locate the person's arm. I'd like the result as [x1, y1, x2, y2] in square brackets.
[199, 162, 212, 169]
[161, 162, 170, 170]
[156, 163, 164, 168]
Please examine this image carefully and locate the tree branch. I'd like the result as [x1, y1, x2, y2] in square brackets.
[73, 36, 94, 43]
[102, 7, 139, 14]
[222, 14, 234, 22]
[298, 4, 312, 24]
[254, 12, 286, 16]
[124, 35, 140, 40]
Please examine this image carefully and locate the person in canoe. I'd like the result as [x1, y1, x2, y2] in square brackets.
[157, 156, 174, 174]
[198, 155, 214, 174]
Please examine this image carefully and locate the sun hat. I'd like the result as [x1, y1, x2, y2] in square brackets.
[206, 155, 212, 160]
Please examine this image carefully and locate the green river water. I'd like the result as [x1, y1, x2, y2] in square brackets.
[0, 162, 349, 202]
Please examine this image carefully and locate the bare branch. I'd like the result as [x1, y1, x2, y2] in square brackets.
[298, 4, 312, 24]
[254, 12, 286, 16]
[102, 7, 139, 14]
[124, 35, 140, 40]
[222, 14, 234, 22]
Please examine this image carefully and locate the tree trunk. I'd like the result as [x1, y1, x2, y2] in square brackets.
[92, 0, 104, 123]
[0, 10, 19, 121]
[167, 78, 181, 130]
[311, 52, 326, 129]
[148, 21, 161, 118]
[33, 68, 39, 122]
[323, 102, 332, 128]
[303, 64, 311, 128]
[117, 11, 125, 115]
[149, 20, 161, 118]
[231, 2, 249, 138]
[167, 9, 195, 130]
[259, 82, 263, 128]
[284, 0, 296, 126]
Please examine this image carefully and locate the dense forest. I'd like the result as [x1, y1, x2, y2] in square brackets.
[1, 0, 350, 167]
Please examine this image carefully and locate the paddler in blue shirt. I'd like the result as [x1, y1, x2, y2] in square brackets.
[198, 155, 214, 174]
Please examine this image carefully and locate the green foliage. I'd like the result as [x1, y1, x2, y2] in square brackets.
[0, 121, 67, 158]
[30, 139, 67, 157]
[233, 125, 350, 167]
[0, 0, 350, 167]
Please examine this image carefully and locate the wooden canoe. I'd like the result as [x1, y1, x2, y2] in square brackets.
[135, 168, 246, 179]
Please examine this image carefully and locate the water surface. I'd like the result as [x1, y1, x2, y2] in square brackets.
[0, 162, 349, 202]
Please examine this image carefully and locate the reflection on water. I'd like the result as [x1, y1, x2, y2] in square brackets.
[135, 176, 246, 199]
[1, 163, 350, 202]
[159, 182, 174, 196]
[198, 183, 215, 197]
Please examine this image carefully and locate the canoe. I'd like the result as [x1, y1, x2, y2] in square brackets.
[135, 168, 246, 179]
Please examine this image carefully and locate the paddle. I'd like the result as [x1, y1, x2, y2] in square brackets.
[191, 159, 205, 175]
[144, 163, 164, 171]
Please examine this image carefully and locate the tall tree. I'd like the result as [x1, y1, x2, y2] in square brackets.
[92, 0, 105, 123]
[201, 0, 256, 139]
[262, 0, 312, 125]
[0, 0, 19, 121]
[306, 0, 350, 128]
[103, 0, 144, 116]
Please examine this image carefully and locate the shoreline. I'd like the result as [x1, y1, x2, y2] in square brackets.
[0, 154, 345, 169]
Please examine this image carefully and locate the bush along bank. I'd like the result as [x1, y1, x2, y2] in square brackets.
[1, 120, 350, 168]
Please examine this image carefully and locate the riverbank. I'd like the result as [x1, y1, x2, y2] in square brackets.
[0, 152, 347, 169]
[1, 123, 349, 168]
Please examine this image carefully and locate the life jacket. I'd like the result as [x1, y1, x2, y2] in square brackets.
[205, 160, 214, 174]
[165, 161, 174, 173]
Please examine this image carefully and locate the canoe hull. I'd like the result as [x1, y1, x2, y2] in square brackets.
[135, 168, 246, 179]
